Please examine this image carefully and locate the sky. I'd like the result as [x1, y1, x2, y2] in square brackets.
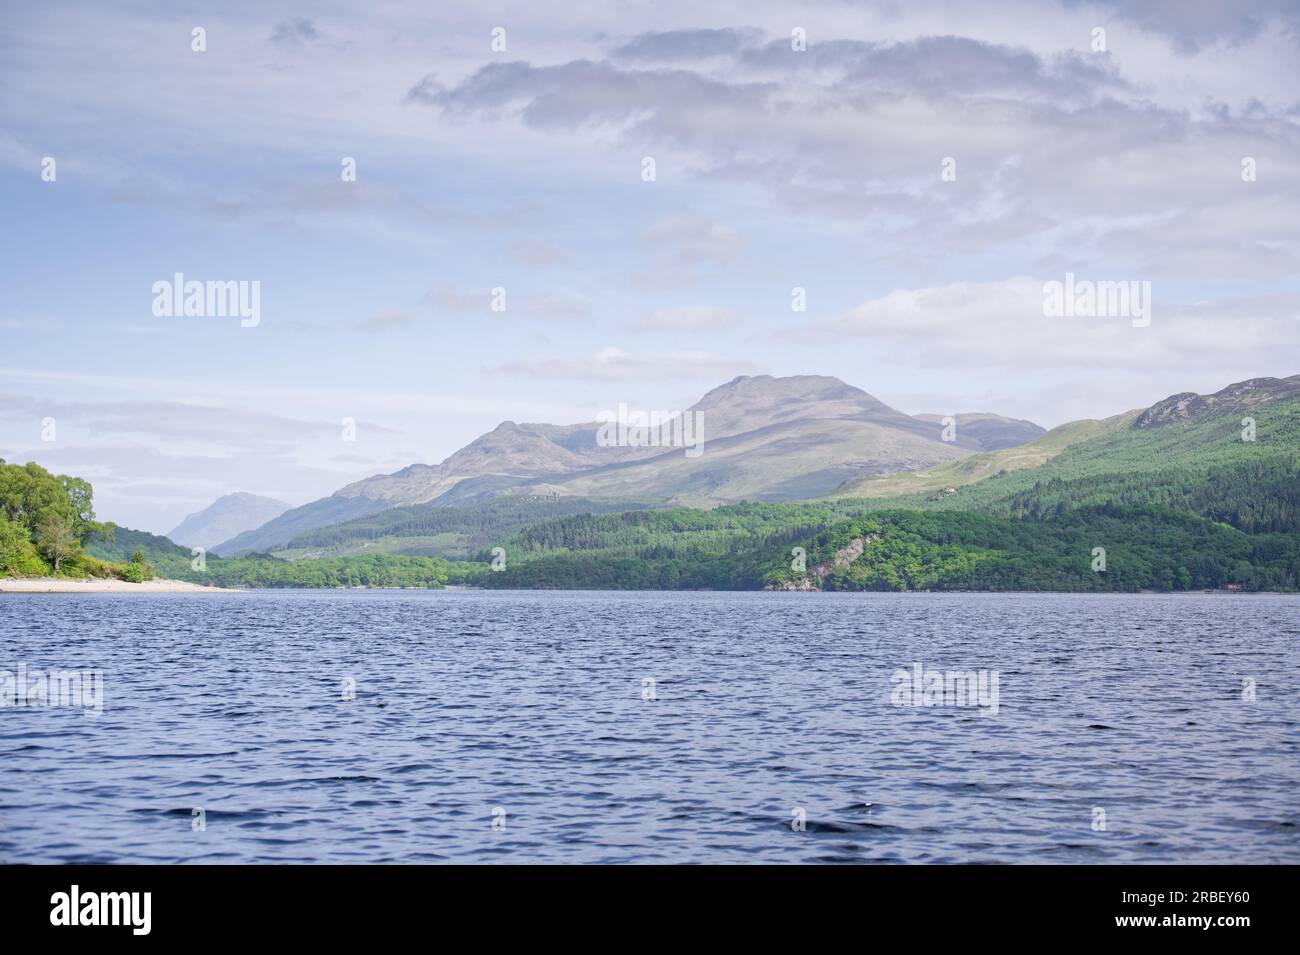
[2, 0, 1298, 533]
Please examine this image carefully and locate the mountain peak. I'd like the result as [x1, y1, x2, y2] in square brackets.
[1134, 375, 1300, 429]
[695, 373, 877, 406]
[686, 374, 902, 442]
[169, 492, 291, 552]
[298, 372, 1054, 522]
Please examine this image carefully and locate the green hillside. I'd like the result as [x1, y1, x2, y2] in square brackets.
[771, 507, 1300, 592]
[213, 494, 390, 555]
[86, 524, 474, 589]
[471, 501, 1300, 592]
[833, 376, 1300, 511]
[890, 380, 1300, 521]
[828, 414, 1128, 500]
[275, 495, 655, 559]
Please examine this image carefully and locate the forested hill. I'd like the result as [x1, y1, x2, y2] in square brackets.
[86, 524, 473, 589]
[833, 374, 1300, 507]
[471, 501, 1300, 592]
[276, 495, 654, 559]
[832, 376, 1300, 514]
[867, 376, 1300, 528]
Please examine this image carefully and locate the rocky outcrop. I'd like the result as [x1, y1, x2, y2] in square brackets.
[1133, 376, 1300, 429]
[767, 577, 819, 591]
[765, 534, 877, 590]
[811, 536, 869, 577]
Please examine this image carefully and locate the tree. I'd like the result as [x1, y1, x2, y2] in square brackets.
[121, 550, 154, 583]
[1, 461, 72, 534]
[60, 476, 100, 539]
[0, 516, 25, 569]
[0, 516, 44, 575]
[36, 514, 79, 574]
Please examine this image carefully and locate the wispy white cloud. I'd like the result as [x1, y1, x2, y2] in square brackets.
[488, 346, 762, 381]
[628, 306, 739, 332]
[355, 307, 416, 333]
[821, 279, 1300, 369]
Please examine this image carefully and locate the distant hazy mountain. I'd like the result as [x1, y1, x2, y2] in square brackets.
[214, 495, 390, 556]
[910, 412, 1045, 451]
[337, 375, 1042, 507]
[216, 375, 1045, 555]
[168, 493, 291, 553]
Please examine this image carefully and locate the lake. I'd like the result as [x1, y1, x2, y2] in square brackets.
[1, 590, 1296, 863]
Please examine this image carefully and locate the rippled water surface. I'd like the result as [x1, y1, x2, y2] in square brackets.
[1, 590, 1297, 863]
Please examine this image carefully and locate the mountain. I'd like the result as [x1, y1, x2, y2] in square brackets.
[474, 374, 1300, 592]
[338, 375, 1045, 507]
[328, 420, 654, 505]
[1132, 375, 1300, 428]
[168, 492, 291, 553]
[832, 374, 1300, 509]
[212, 494, 389, 556]
[215, 375, 1046, 555]
[910, 412, 1046, 451]
[828, 415, 1128, 501]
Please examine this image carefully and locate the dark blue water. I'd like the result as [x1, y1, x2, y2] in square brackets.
[1, 590, 1296, 863]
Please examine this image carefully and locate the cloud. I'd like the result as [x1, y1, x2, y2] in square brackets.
[611, 27, 760, 62]
[645, 214, 744, 264]
[405, 75, 443, 106]
[409, 27, 1300, 280]
[628, 306, 739, 332]
[0, 392, 402, 455]
[511, 239, 571, 268]
[270, 18, 321, 47]
[523, 292, 592, 322]
[421, 58, 770, 129]
[741, 35, 1129, 100]
[0, 313, 58, 331]
[415, 33, 1129, 144]
[1080, 0, 1300, 50]
[822, 278, 1300, 369]
[424, 286, 591, 321]
[487, 346, 761, 381]
[0, 366, 589, 419]
[0, 393, 338, 449]
[425, 285, 494, 312]
[630, 214, 746, 289]
[355, 307, 416, 333]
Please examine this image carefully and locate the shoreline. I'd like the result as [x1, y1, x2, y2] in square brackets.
[2, 578, 1288, 595]
[0, 577, 235, 594]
